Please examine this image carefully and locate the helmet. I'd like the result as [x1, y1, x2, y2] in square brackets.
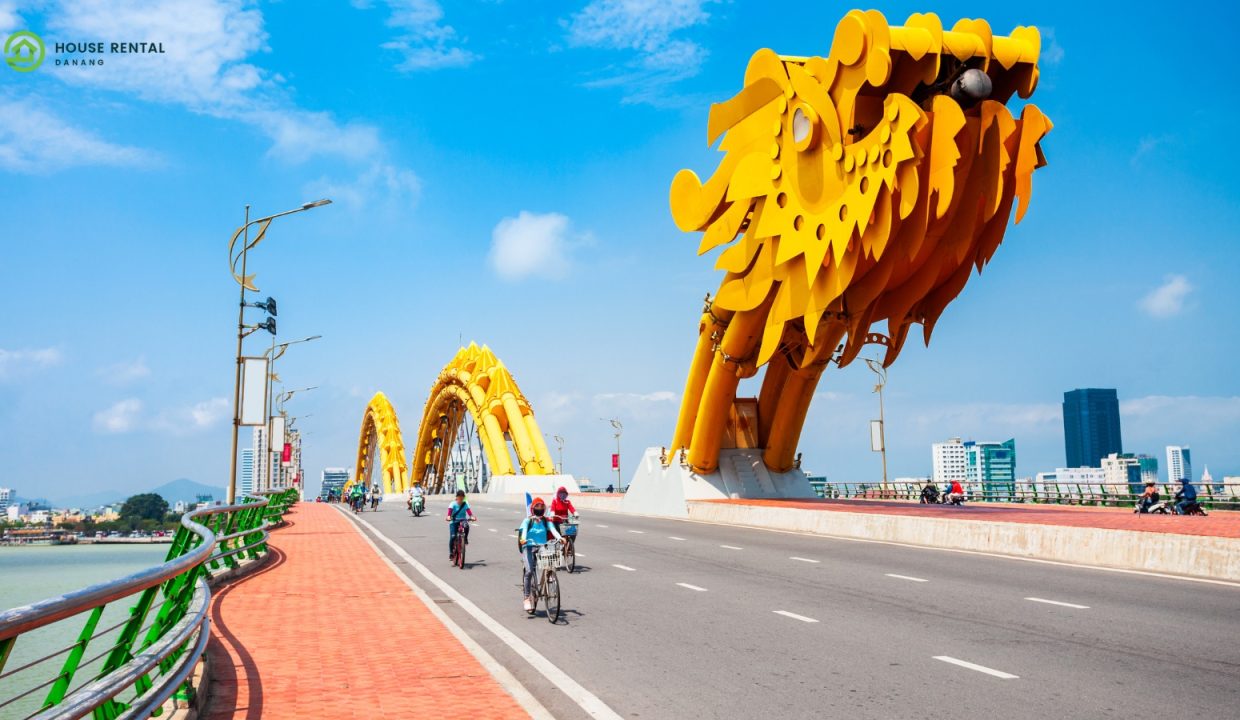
[531, 497, 546, 509]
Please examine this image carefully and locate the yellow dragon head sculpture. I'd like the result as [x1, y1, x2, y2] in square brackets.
[671, 9, 1051, 372]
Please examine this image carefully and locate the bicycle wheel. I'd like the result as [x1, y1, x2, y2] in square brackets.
[543, 570, 560, 623]
[565, 537, 576, 573]
[456, 533, 466, 568]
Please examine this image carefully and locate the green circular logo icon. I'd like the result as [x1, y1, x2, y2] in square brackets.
[5, 31, 45, 72]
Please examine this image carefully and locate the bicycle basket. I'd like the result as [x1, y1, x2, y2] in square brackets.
[563, 523, 578, 537]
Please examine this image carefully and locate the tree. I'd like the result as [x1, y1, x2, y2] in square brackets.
[120, 493, 169, 523]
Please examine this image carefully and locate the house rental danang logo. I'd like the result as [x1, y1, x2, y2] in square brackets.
[4, 30, 166, 72]
[4, 30, 45, 72]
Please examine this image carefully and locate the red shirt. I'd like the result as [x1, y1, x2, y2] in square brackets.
[550, 495, 576, 520]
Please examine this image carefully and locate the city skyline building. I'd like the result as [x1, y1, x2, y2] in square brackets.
[0, 487, 11, 514]
[321, 468, 350, 500]
[931, 437, 968, 485]
[1062, 388, 1123, 468]
[1136, 454, 1159, 486]
[252, 426, 270, 492]
[965, 439, 1016, 499]
[1166, 445, 1193, 483]
[1101, 452, 1143, 496]
[239, 449, 254, 498]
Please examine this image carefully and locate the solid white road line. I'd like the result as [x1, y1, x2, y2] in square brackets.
[668, 536, 685, 541]
[337, 509, 577, 719]
[885, 573, 929, 583]
[676, 583, 708, 592]
[773, 610, 819, 623]
[612, 564, 636, 572]
[1025, 597, 1090, 609]
[790, 557, 820, 563]
[933, 656, 1019, 679]
[720, 545, 743, 550]
[628, 530, 645, 534]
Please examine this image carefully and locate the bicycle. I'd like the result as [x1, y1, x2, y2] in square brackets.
[451, 519, 470, 568]
[560, 516, 579, 573]
[526, 540, 562, 623]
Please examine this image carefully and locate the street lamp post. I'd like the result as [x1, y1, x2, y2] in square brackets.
[262, 336, 320, 493]
[602, 419, 622, 491]
[271, 386, 317, 492]
[863, 358, 889, 496]
[226, 199, 330, 504]
[553, 435, 565, 475]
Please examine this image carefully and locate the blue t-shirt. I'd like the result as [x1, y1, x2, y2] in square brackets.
[519, 517, 561, 547]
[448, 501, 470, 521]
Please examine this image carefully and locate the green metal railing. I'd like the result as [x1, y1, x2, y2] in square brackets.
[817, 481, 1239, 511]
[0, 489, 297, 720]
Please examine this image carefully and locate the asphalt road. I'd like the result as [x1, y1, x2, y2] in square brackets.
[344, 498, 1240, 720]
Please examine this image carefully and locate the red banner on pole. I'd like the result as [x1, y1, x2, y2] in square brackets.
[282, 443, 292, 463]
[611, 453, 619, 470]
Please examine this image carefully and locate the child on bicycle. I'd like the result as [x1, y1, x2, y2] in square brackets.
[519, 497, 563, 612]
[445, 490, 475, 559]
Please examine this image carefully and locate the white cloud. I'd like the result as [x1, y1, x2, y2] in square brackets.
[151, 397, 231, 435]
[909, 401, 1061, 436]
[590, 390, 678, 420]
[535, 391, 584, 425]
[97, 357, 151, 385]
[565, 0, 715, 103]
[5, 0, 418, 197]
[93, 398, 142, 433]
[354, 0, 478, 71]
[302, 161, 421, 213]
[0, 347, 63, 379]
[489, 211, 579, 281]
[0, 95, 158, 173]
[1121, 395, 1240, 424]
[1139, 275, 1192, 318]
[0, 1, 21, 33]
[1041, 27, 1064, 66]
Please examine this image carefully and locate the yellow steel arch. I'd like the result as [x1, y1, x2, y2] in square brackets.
[346, 392, 409, 494]
[669, 10, 1051, 474]
[411, 343, 555, 491]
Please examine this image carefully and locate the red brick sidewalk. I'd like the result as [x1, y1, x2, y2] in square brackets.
[205, 503, 529, 719]
[712, 498, 1238, 538]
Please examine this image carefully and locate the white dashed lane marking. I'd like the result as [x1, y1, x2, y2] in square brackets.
[885, 573, 928, 583]
[720, 545, 742, 550]
[612, 564, 636, 572]
[933, 656, 1019, 679]
[676, 583, 708, 592]
[773, 610, 818, 623]
[1025, 597, 1089, 609]
[790, 557, 819, 563]
[668, 536, 685, 541]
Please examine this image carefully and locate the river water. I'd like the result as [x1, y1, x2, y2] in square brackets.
[0, 544, 169, 718]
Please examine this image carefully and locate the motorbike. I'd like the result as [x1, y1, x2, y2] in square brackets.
[409, 495, 425, 517]
[1135, 500, 1171, 514]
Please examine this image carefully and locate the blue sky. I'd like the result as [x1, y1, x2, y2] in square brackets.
[2, 1, 1238, 502]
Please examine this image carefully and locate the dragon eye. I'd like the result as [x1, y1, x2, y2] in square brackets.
[790, 103, 820, 151]
[793, 108, 811, 143]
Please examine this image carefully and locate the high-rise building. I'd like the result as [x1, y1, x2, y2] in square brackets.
[1136, 454, 1159, 485]
[321, 468, 350, 500]
[1166, 445, 1192, 483]
[1062, 388, 1122, 467]
[239, 449, 255, 498]
[1033, 467, 1106, 502]
[931, 437, 968, 486]
[0, 487, 12, 513]
[1101, 453, 1143, 496]
[965, 439, 1016, 500]
[252, 426, 269, 492]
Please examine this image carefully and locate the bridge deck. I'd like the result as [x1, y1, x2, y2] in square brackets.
[205, 502, 529, 719]
[709, 497, 1239, 538]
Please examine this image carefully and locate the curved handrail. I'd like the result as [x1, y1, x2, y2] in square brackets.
[0, 499, 262, 641]
[0, 488, 297, 719]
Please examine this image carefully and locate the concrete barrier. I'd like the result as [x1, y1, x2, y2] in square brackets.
[687, 501, 1240, 582]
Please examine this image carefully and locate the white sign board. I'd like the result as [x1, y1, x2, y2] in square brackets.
[239, 357, 269, 426]
[870, 420, 884, 452]
[269, 415, 286, 447]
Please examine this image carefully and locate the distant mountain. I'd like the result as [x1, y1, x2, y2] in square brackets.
[46, 490, 125, 509]
[150, 478, 226, 505]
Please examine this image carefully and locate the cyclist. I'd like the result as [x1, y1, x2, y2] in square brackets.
[518, 497, 564, 612]
[445, 490, 475, 559]
[348, 483, 365, 513]
[549, 486, 578, 533]
[370, 484, 382, 510]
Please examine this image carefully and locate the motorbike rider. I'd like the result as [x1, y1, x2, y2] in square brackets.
[1137, 481, 1160, 513]
[348, 483, 365, 512]
[1174, 477, 1198, 515]
[549, 486, 578, 533]
[920, 480, 940, 504]
[945, 480, 965, 505]
[518, 497, 564, 612]
[407, 482, 425, 510]
[444, 490, 475, 559]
